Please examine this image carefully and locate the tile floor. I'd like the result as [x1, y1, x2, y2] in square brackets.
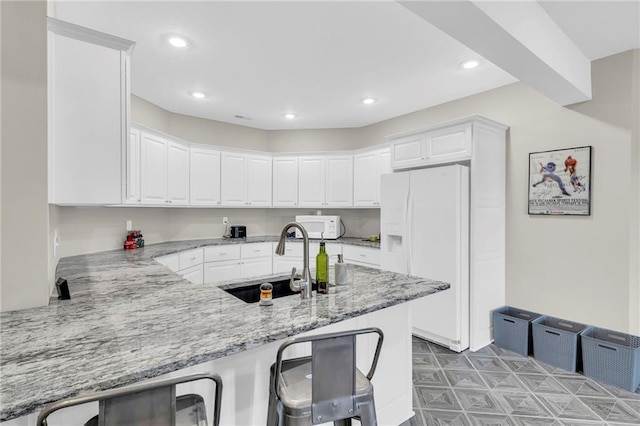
[411, 336, 640, 425]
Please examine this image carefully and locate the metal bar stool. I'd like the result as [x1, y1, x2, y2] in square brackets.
[267, 327, 384, 426]
[37, 372, 223, 426]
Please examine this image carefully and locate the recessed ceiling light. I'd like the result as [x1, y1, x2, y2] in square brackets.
[362, 98, 377, 105]
[191, 92, 207, 99]
[168, 36, 189, 48]
[461, 59, 480, 69]
[284, 113, 296, 119]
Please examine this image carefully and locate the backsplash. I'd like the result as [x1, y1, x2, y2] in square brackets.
[52, 206, 381, 258]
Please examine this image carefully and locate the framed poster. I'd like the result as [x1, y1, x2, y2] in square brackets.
[528, 146, 592, 216]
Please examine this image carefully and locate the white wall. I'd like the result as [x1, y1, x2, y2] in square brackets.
[0, 0, 50, 312]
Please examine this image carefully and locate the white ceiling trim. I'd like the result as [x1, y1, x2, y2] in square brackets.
[400, 0, 592, 106]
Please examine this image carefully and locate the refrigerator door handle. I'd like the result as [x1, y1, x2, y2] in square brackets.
[405, 190, 412, 276]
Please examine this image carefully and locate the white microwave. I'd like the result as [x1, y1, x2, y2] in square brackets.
[295, 215, 341, 240]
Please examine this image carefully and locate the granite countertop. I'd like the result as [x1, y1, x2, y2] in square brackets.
[0, 236, 444, 421]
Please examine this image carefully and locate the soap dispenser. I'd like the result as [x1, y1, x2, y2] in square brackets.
[335, 254, 348, 285]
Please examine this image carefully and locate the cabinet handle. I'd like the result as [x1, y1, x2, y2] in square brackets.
[360, 254, 366, 257]
[190, 257, 197, 260]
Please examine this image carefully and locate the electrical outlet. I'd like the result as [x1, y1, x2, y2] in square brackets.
[126, 220, 133, 231]
[223, 217, 228, 225]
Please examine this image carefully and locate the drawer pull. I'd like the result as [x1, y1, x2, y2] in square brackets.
[598, 344, 618, 351]
[503, 318, 516, 324]
[253, 249, 261, 252]
[360, 254, 366, 257]
[190, 257, 197, 261]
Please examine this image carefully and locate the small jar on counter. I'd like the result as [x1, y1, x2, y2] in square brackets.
[259, 283, 273, 306]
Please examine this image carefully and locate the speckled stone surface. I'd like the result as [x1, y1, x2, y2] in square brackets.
[0, 236, 441, 421]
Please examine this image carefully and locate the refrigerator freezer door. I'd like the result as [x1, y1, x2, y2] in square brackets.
[381, 172, 410, 274]
[408, 165, 470, 352]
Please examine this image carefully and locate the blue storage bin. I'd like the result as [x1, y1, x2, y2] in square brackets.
[532, 316, 590, 372]
[493, 306, 542, 356]
[581, 327, 640, 392]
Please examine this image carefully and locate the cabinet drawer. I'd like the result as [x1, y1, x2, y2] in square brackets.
[204, 260, 241, 283]
[342, 245, 380, 266]
[274, 242, 303, 257]
[155, 254, 180, 272]
[179, 249, 204, 270]
[204, 245, 241, 262]
[241, 242, 273, 259]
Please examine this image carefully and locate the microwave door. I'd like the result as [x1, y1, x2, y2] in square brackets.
[297, 221, 324, 238]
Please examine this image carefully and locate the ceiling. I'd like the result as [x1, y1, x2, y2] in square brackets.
[54, 1, 640, 131]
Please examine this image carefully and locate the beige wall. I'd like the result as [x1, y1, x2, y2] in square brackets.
[267, 128, 363, 153]
[1, 1, 50, 311]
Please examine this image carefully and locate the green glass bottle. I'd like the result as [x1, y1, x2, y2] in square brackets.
[316, 242, 329, 294]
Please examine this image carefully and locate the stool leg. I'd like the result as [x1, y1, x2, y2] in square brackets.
[357, 400, 377, 426]
[266, 364, 280, 426]
[333, 419, 352, 426]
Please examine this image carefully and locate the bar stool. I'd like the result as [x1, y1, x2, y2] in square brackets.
[37, 372, 222, 426]
[267, 327, 384, 426]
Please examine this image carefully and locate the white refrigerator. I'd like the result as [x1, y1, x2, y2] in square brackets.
[381, 165, 470, 352]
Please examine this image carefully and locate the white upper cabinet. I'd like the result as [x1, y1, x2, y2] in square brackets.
[140, 132, 168, 204]
[124, 128, 141, 204]
[390, 122, 473, 170]
[48, 18, 134, 205]
[353, 147, 390, 207]
[247, 155, 272, 206]
[298, 155, 353, 207]
[298, 156, 326, 207]
[190, 146, 221, 206]
[221, 152, 271, 206]
[140, 130, 190, 205]
[325, 156, 353, 206]
[166, 140, 190, 205]
[272, 157, 299, 207]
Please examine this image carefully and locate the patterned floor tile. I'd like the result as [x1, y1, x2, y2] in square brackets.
[414, 368, 450, 386]
[620, 398, 640, 416]
[535, 393, 601, 421]
[517, 374, 569, 395]
[534, 360, 582, 376]
[465, 412, 517, 426]
[493, 391, 554, 417]
[553, 376, 614, 398]
[501, 359, 548, 375]
[577, 397, 640, 424]
[445, 370, 488, 390]
[413, 352, 440, 368]
[471, 345, 499, 357]
[557, 420, 606, 425]
[419, 409, 471, 426]
[479, 372, 529, 392]
[510, 416, 563, 425]
[468, 356, 511, 372]
[415, 386, 462, 411]
[437, 354, 475, 370]
[413, 340, 433, 354]
[490, 345, 529, 359]
[429, 341, 459, 354]
[597, 382, 640, 400]
[454, 388, 507, 414]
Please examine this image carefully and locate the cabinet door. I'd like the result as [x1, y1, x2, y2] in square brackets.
[353, 152, 378, 207]
[140, 132, 168, 204]
[390, 134, 426, 170]
[167, 140, 190, 205]
[425, 124, 472, 164]
[343, 245, 380, 267]
[325, 156, 353, 207]
[204, 261, 241, 284]
[49, 33, 124, 205]
[377, 148, 392, 205]
[273, 257, 303, 274]
[124, 128, 141, 204]
[298, 156, 326, 207]
[190, 147, 221, 206]
[273, 157, 299, 207]
[221, 152, 248, 206]
[241, 258, 272, 279]
[247, 155, 272, 207]
[180, 265, 204, 284]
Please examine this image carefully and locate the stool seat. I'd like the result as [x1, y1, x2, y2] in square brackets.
[267, 328, 384, 426]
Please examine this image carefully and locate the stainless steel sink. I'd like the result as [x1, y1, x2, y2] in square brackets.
[220, 278, 318, 303]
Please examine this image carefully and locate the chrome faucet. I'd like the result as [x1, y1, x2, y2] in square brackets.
[275, 222, 312, 299]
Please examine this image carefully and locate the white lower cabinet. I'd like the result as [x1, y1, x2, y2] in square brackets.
[155, 248, 204, 283]
[204, 243, 272, 283]
[179, 264, 204, 284]
[342, 245, 380, 268]
[273, 242, 343, 275]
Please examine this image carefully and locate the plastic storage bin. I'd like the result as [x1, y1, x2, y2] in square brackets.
[493, 306, 542, 356]
[581, 327, 640, 392]
[532, 316, 590, 372]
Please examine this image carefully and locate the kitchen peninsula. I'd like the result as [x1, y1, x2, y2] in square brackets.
[0, 237, 449, 425]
